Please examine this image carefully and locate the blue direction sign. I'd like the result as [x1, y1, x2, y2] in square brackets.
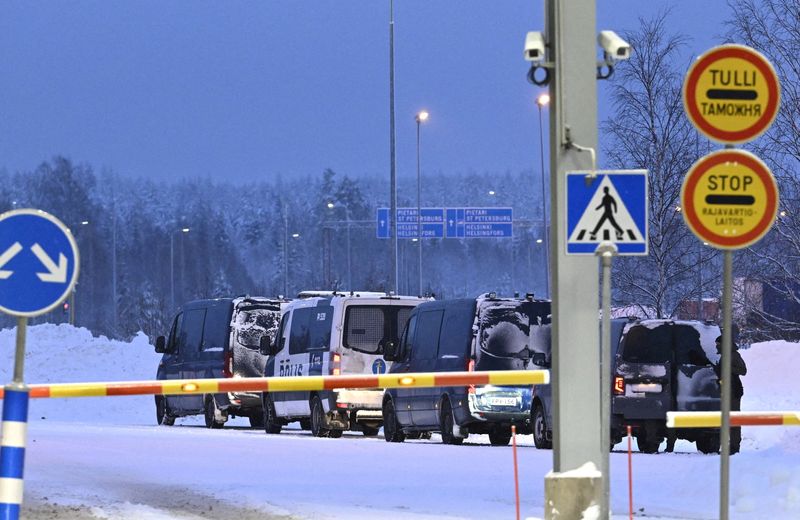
[446, 207, 513, 238]
[566, 170, 648, 255]
[376, 208, 445, 239]
[0, 209, 80, 317]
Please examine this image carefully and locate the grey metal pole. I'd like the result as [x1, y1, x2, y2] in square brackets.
[596, 241, 617, 520]
[69, 289, 76, 326]
[283, 208, 289, 296]
[389, 0, 398, 294]
[416, 118, 422, 296]
[13, 317, 27, 384]
[170, 234, 174, 310]
[720, 249, 733, 520]
[346, 208, 352, 290]
[537, 103, 550, 298]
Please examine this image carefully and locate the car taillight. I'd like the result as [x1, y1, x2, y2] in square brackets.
[467, 359, 475, 394]
[223, 351, 233, 378]
[331, 353, 341, 376]
[613, 376, 625, 395]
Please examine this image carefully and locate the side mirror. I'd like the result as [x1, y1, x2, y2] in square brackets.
[531, 352, 549, 368]
[155, 336, 166, 354]
[259, 335, 272, 356]
[383, 340, 400, 362]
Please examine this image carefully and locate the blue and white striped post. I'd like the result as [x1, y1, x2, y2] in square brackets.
[0, 386, 28, 520]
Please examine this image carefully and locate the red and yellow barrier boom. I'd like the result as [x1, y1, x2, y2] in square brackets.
[667, 411, 800, 428]
[0, 370, 549, 399]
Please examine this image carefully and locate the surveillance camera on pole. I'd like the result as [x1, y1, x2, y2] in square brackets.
[524, 31, 552, 86]
[596, 30, 632, 79]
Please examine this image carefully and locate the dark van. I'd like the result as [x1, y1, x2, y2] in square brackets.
[611, 319, 722, 453]
[154, 296, 284, 428]
[382, 295, 551, 445]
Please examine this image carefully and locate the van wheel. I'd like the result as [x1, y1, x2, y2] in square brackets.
[382, 399, 406, 443]
[489, 430, 512, 446]
[532, 404, 552, 449]
[310, 395, 331, 438]
[204, 396, 225, 429]
[262, 395, 282, 434]
[249, 413, 265, 429]
[328, 429, 343, 439]
[439, 398, 463, 445]
[155, 396, 174, 426]
[696, 435, 720, 454]
[635, 431, 661, 454]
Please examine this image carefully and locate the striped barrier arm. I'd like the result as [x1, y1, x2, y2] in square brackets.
[0, 387, 28, 520]
[667, 411, 800, 428]
[0, 370, 549, 400]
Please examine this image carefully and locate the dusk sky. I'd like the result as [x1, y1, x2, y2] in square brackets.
[0, 1, 730, 184]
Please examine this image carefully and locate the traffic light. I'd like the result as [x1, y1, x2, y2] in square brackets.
[63, 301, 69, 315]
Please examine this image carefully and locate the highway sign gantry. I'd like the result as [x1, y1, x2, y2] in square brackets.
[683, 44, 781, 144]
[0, 209, 80, 317]
[446, 207, 513, 238]
[680, 149, 778, 250]
[566, 170, 648, 255]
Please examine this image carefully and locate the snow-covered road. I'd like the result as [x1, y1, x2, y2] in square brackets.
[2, 324, 799, 519]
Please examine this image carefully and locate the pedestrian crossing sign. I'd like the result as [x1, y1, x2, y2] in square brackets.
[566, 170, 648, 255]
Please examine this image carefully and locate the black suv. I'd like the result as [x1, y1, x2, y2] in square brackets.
[382, 295, 551, 445]
[611, 319, 722, 453]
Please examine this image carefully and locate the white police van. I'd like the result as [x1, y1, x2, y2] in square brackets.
[261, 291, 428, 437]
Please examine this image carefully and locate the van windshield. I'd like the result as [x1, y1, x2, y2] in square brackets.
[476, 301, 545, 371]
[343, 305, 415, 355]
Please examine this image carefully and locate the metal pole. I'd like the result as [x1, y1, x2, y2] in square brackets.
[596, 241, 617, 520]
[69, 289, 76, 326]
[170, 234, 174, 311]
[283, 207, 289, 297]
[720, 249, 733, 520]
[13, 317, 27, 384]
[389, 0, 398, 294]
[416, 118, 423, 296]
[346, 208, 352, 290]
[537, 103, 550, 298]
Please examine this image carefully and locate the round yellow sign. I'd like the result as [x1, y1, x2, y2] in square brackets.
[683, 44, 780, 144]
[681, 149, 778, 249]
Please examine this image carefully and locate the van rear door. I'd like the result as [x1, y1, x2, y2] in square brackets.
[613, 323, 673, 420]
[341, 302, 416, 375]
[674, 322, 721, 412]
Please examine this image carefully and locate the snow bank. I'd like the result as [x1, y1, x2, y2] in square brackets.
[0, 324, 160, 424]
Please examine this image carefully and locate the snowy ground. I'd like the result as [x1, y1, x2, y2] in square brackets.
[1, 324, 799, 519]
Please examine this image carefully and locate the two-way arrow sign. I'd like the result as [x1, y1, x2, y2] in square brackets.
[0, 242, 68, 283]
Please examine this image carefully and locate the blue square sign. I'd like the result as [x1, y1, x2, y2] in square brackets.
[566, 170, 648, 255]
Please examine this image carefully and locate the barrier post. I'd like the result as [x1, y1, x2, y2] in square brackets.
[511, 425, 520, 520]
[0, 317, 30, 520]
[627, 425, 633, 520]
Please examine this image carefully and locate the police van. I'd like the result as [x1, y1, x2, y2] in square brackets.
[261, 291, 428, 437]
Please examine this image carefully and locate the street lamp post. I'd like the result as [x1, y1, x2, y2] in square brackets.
[327, 202, 352, 290]
[415, 110, 429, 296]
[536, 92, 551, 298]
[170, 227, 190, 310]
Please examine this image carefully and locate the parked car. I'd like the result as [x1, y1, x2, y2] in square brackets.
[611, 319, 722, 453]
[529, 318, 628, 449]
[154, 296, 285, 428]
[382, 294, 551, 445]
[260, 291, 429, 437]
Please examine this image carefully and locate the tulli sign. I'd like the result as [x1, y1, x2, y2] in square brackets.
[683, 44, 780, 144]
[680, 149, 778, 250]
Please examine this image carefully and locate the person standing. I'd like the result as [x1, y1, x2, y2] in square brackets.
[715, 335, 747, 454]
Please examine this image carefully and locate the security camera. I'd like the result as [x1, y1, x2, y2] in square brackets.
[524, 31, 546, 63]
[598, 30, 631, 60]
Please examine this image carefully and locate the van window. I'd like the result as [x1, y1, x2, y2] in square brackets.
[344, 305, 416, 354]
[180, 309, 206, 354]
[235, 309, 281, 349]
[438, 311, 472, 359]
[621, 324, 672, 363]
[202, 306, 230, 351]
[410, 310, 444, 361]
[673, 324, 710, 365]
[289, 306, 334, 355]
[400, 314, 417, 359]
[167, 313, 183, 352]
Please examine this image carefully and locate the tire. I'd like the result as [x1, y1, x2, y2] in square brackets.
[489, 430, 512, 446]
[155, 396, 174, 426]
[696, 435, 720, 454]
[262, 395, 282, 434]
[635, 432, 661, 454]
[310, 395, 331, 438]
[439, 398, 463, 445]
[532, 404, 552, 449]
[204, 396, 225, 429]
[382, 399, 406, 443]
[361, 425, 380, 437]
[328, 429, 343, 439]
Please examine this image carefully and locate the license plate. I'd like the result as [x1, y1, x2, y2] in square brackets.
[488, 397, 517, 406]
